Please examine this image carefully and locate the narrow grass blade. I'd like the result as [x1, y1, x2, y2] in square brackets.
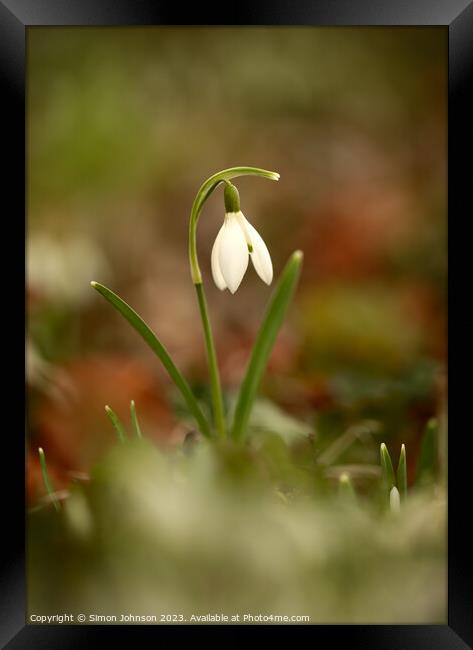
[38, 447, 60, 512]
[231, 251, 303, 442]
[130, 400, 143, 439]
[415, 417, 438, 484]
[91, 282, 211, 438]
[105, 405, 127, 443]
[397, 443, 407, 500]
[380, 443, 396, 489]
[338, 472, 356, 502]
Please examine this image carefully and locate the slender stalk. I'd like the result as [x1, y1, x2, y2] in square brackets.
[188, 167, 279, 437]
[195, 283, 226, 438]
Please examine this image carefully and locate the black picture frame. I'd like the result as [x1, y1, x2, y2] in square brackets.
[2, 1, 470, 646]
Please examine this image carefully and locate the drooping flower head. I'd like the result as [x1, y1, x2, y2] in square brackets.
[211, 182, 273, 293]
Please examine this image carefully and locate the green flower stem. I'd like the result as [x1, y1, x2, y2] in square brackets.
[195, 283, 226, 438]
[90, 282, 212, 438]
[188, 166, 279, 438]
[38, 447, 60, 512]
[231, 251, 303, 442]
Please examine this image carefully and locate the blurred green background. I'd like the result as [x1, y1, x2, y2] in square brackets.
[26, 26, 447, 625]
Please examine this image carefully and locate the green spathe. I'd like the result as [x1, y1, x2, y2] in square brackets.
[223, 182, 240, 213]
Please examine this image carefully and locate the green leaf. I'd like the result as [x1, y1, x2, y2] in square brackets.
[91, 282, 212, 438]
[105, 405, 127, 443]
[415, 417, 438, 484]
[231, 251, 303, 442]
[130, 400, 143, 439]
[380, 443, 396, 490]
[397, 443, 407, 500]
[38, 447, 60, 512]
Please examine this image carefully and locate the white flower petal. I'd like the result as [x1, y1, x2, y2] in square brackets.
[218, 215, 249, 294]
[238, 214, 273, 285]
[211, 224, 227, 290]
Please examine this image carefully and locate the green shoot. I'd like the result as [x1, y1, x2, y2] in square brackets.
[105, 405, 127, 443]
[38, 447, 60, 512]
[397, 443, 407, 500]
[130, 400, 143, 439]
[380, 443, 396, 490]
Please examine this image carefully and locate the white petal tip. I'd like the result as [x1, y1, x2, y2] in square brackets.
[259, 267, 273, 285]
[227, 281, 241, 294]
[253, 263, 273, 286]
[90, 281, 97, 287]
[212, 277, 227, 291]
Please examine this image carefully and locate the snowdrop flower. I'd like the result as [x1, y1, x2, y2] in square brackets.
[211, 183, 273, 293]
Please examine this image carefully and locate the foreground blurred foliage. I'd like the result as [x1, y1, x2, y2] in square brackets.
[29, 434, 445, 623]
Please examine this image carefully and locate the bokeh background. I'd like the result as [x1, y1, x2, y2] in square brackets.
[27, 27, 446, 504]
